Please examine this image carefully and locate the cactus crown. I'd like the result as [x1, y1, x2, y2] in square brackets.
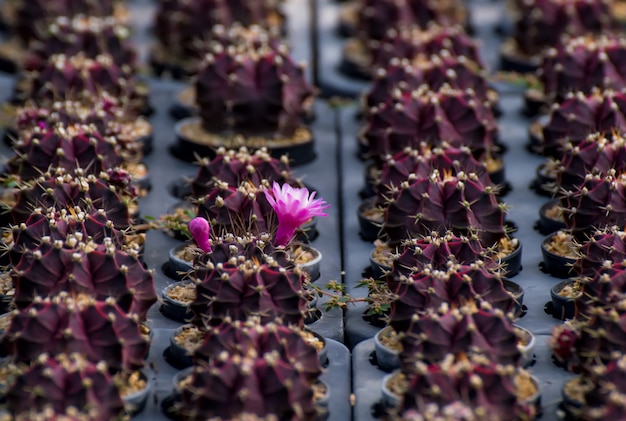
[375, 145, 493, 205]
[191, 147, 300, 198]
[15, 94, 148, 160]
[21, 53, 142, 113]
[365, 53, 491, 111]
[195, 27, 314, 137]
[539, 34, 626, 101]
[398, 305, 521, 369]
[14, 0, 119, 44]
[1, 293, 150, 372]
[10, 234, 155, 317]
[575, 226, 626, 275]
[559, 172, 626, 240]
[362, 84, 498, 163]
[381, 167, 507, 247]
[550, 307, 626, 371]
[177, 319, 320, 421]
[400, 355, 536, 420]
[7, 353, 125, 421]
[573, 355, 626, 419]
[189, 253, 309, 327]
[370, 25, 482, 72]
[512, 0, 615, 56]
[28, 15, 136, 70]
[389, 262, 515, 331]
[154, 1, 283, 62]
[8, 121, 123, 180]
[10, 169, 136, 229]
[540, 90, 626, 157]
[357, 1, 468, 42]
[192, 319, 322, 382]
[556, 131, 626, 190]
[196, 182, 275, 239]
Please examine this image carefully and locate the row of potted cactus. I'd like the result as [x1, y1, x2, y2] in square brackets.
[0, 1, 159, 419]
[326, 2, 541, 419]
[143, 3, 339, 420]
[495, 0, 626, 417]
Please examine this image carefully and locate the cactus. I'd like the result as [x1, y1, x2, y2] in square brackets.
[572, 356, 626, 420]
[6, 353, 125, 421]
[575, 226, 626, 275]
[539, 91, 626, 157]
[8, 206, 137, 263]
[1, 293, 149, 371]
[574, 259, 626, 318]
[191, 147, 300, 198]
[10, 170, 136, 229]
[398, 305, 521, 368]
[189, 254, 309, 327]
[556, 132, 626, 191]
[389, 264, 516, 332]
[550, 307, 626, 371]
[369, 25, 482, 74]
[511, 0, 615, 57]
[381, 168, 508, 248]
[13, 0, 121, 45]
[195, 29, 314, 138]
[176, 352, 318, 421]
[7, 122, 123, 180]
[9, 235, 155, 318]
[19, 53, 145, 114]
[364, 53, 492, 112]
[375, 145, 494, 205]
[357, 1, 468, 42]
[174, 320, 321, 421]
[361, 84, 498, 164]
[390, 231, 492, 277]
[559, 173, 626, 241]
[154, 2, 284, 67]
[15, 95, 150, 160]
[399, 356, 537, 420]
[539, 34, 626, 103]
[192, 319, 322, 383]
[195, 182, 274, 238]
[27, 15, 136, 70]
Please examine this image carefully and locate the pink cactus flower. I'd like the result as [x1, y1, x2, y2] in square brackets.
[189, 217, 212, 253]
[264, 182, 330, 246]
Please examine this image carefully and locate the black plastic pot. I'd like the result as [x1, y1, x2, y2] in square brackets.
[167, 243, 194, 280]
[167, 324, 198, 369]
[169, 87, 197, 121]
[123, 370, 151, 416]
[499, 42, 540, 74]
[537, 200, 565, 235]
[160, 281, 194, 323]
[531, 162, 557, 197]
[523, 89, 547, 117]
[500, 241, 523, 278]
[358, 198, 381, 242]
[173, 117, 317, 166]
[361, 162, 377, 199]
[541, 233, 577, 279]
[561, 377, 589, 417]
[502, 279, 524, 319]
[338, 52, 371, 81]
[374, 327, 400, 372]
[369, 249, 391, 280]
[527, 115, 548, 155]
[550, 280, 578, 320]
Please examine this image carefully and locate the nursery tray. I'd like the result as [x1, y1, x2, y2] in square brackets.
[0, 0, 347, 418]
[0, 0, 583, 419]
[352, 337, 574, 421]
[334, 1, 578, 420]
